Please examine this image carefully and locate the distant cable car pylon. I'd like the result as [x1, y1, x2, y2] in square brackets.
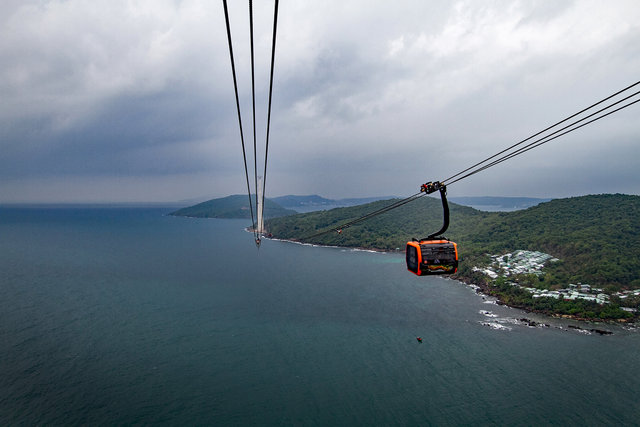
[257, 176, 265, 235]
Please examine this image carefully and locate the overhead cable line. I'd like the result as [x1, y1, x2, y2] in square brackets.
[249, 0, 259, 235]
[442, 80, 640, 186]
[260, 0, 280, 226]
[447, 92, 640, 185]
[222, 0, 256, 238]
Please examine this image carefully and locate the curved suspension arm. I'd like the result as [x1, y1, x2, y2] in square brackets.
[420, 182, 450, 240]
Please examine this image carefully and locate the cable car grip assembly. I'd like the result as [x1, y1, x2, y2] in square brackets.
[419, 181, 450, 240]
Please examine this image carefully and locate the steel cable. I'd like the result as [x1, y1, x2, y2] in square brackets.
[222, 0, 256, 235]
[442, 80, 640, 185]
[260, 0, 279, 226]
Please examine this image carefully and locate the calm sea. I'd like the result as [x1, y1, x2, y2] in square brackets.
[1, 207, 639, 426]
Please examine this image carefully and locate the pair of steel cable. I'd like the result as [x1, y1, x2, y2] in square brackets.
[442, 80, 640, 186]
[303, 80, 640, 240]
[222, 0, 279, 243]
[303, 192, 425, 240]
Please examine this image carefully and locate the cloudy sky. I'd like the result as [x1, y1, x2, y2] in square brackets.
[2, 0, 639, 203]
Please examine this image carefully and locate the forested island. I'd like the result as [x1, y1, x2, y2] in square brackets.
[265, 194, 640, 322]
[170, 194, 401, 217]
[170, 195, 297, 219]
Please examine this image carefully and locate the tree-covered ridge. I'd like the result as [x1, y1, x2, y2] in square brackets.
[266, 194, 640, 292]
[170, 195, 297, 219]
[271, 195, 400, 211]
[266, 196, 485, 249]
[449, 196, 551, 210]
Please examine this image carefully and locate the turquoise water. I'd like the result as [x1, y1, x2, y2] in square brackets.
[1, 207, 639, 425]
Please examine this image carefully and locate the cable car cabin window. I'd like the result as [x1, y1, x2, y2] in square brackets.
[406, 240, 458, 276]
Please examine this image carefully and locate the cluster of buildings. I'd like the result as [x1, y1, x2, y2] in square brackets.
[525, 284, 610, 305]
[473, 250, 558, 279]
[615, 289, 640, 299]
[473, 250, 611, 305]
[614, 290, 640, 312]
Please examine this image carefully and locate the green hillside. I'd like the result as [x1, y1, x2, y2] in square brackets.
[459, 194, 639, 285]
[266, 194, 640, 320]
[265, 196, 482, 249]
[170, 195, 297, 219]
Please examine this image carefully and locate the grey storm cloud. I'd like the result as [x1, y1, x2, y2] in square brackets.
[1, 0, 639, 203]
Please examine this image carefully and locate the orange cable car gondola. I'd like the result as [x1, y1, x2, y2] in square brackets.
[406, 182, 459, 276]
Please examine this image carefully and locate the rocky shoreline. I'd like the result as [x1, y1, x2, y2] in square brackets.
[267, 235, 636, 327]
[457, 275, 635, 327]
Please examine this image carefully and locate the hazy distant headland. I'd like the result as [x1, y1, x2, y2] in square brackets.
[169, 195, 297, 219]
